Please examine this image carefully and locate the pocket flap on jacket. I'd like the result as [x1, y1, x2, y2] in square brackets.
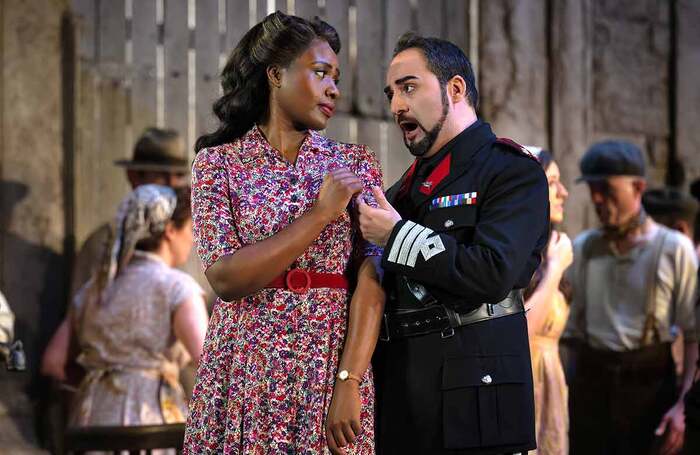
[425, 206, 476, 231]
[442, 353, 528, 390]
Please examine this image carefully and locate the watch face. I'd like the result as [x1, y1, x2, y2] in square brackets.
[339, 370, 348, 380]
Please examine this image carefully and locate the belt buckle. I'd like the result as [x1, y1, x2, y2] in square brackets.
[379, 314, 391, 342]
[441, 326, 455, 339]
[285, 269, 311, 294]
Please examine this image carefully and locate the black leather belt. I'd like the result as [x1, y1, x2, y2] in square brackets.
[379, 290, 524, 341]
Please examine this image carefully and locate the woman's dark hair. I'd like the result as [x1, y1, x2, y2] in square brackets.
[135, 186, 192, 252]
[524, 151, 573, 303]
[536, 148, 554, 172]
[194, 12, 340, 153]
[393, 32, 478, 108]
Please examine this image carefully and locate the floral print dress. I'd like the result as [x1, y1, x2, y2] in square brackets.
[184, 126, 383, 454]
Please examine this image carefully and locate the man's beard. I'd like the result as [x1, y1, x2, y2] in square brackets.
[404, 86, 450, 157]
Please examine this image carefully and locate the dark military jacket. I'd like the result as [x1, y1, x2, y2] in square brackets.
[374, 121, 549, 455]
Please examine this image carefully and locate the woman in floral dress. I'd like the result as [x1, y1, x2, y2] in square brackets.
[184, 12, 385, 454]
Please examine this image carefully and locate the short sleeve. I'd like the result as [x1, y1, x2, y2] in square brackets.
[191, 147, 243, 270]
[671, 234, 698, 342]
[168, 271, 205, 312]
[350, 144, 384, 258]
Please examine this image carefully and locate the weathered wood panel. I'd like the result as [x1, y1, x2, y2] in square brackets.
[591, 0, 671, 187]
[384, 0, 413, 118]
[72, 0, 96, 60]
[550, 0, 596, 235]
[355, 0, 384, 117]
[0, 0, 70, 449]
[295, 0, 319, 19]
[478, 0, 548, 147]
[163, 0, 190, 143]
[445, 0, 469, 54]
[96, 0, 130, 219]
[225, 0, 249, 54]
[195, 0, 220, 138]
[416, 0, 444, 38]
[675, 0, 700, 188]
[131, 0, 158, 133]
[323, 0, 351, 113]
[385, 120, 414, 187]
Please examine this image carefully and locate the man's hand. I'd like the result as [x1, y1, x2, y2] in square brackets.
[358, 187, 402, 247]
[326, 380, 362, 455]
[655, 400, 685, 455]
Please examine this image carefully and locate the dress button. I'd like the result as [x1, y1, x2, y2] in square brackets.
[444, 219, 454, 228]
[290, 176, 298, 185]
[290, 194, 298, 202]
[481, 374, 492, 385]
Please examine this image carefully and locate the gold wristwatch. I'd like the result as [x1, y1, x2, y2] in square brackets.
[336, 369, 362, 384]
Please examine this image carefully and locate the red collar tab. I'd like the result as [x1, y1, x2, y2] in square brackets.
[398, 159, 418, 198]
[419, 153, 452, 195]
[495, 138, 539, 163]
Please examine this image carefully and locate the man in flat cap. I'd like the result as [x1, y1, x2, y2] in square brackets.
[565, 140, 698, 455]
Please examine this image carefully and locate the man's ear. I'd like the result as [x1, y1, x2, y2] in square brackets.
[267, 65, 283, 88]
[447, 75, 468, 104]
[126, 169, 141, 188]
[632, 178, 647, 196]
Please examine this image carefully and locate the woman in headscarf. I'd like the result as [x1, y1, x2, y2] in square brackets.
[43, 184, 208, 426]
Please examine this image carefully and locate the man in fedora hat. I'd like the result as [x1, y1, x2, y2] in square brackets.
[113, 127, 189, 190]
[565, 140, 698, 455]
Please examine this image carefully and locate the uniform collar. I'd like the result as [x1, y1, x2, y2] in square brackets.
[393, 120, 495, 201]
[239, 125, 334, 164]
[417, 119, 484, 173]
[434, 120, 495, 169]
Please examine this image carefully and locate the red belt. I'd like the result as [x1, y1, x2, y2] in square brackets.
[266, 269, 349, 294]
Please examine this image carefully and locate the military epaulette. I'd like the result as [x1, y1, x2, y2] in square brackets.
[495, 138, 540, 163]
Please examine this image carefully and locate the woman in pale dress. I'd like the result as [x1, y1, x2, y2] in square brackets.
[524, 148, 573, 455]
[41, 184, 208, 426]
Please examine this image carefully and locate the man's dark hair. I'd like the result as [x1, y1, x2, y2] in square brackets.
[393, 32, 478, 108]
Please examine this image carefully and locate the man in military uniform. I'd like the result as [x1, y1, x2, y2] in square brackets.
[358, 33, 549, 454]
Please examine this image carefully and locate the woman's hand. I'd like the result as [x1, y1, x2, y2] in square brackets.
[326, 380, 362, 455]
[546, 230, 573, 275]
[314, 168, 363, 223]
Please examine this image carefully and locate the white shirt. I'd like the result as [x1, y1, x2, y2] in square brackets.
[0, 291, 14, 343]
[565, 223, 698, 351]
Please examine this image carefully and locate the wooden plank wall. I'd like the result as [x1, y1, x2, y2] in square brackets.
[67, 0, 700, 240]
[69, 0, 474, 248]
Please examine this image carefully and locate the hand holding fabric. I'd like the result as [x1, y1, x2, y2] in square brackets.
[358, 187, 402, 247]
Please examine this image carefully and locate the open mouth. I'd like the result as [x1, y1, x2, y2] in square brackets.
[399, 120, 420, 140]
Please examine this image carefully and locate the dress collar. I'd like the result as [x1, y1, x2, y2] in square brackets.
[239, 125, 334, 164]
